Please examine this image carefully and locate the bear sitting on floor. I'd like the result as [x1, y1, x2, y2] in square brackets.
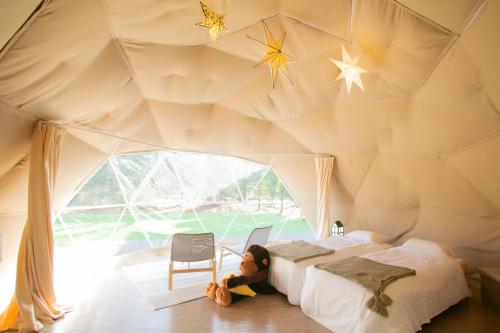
[206, 244, 276, 306]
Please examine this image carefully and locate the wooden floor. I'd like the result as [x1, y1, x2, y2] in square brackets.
[41, 265, 500, 333]
[421, 288, 499, 332]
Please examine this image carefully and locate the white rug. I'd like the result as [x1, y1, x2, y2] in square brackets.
[122, 258, 238, 310]
[146, 281, 208, 310]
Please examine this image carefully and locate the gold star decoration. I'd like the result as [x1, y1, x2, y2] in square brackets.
[330, 44, 367, 94]
[196, 2, 230, 42]
[247, 20, 293, 89]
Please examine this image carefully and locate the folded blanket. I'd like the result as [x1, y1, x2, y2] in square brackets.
[266, 240, 335, 263]
[315, 256, 416, 317]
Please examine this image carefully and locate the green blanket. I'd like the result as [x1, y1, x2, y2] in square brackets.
[266, 241, 335, 263]
[315, 256, 416, 317]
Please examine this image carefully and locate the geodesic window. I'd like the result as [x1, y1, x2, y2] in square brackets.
[54, 151, 314, 255]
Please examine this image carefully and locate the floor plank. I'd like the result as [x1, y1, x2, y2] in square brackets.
[421, 288, 500, 332]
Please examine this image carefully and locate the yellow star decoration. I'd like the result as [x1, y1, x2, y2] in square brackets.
[196, 2, 230, 42]
[330, 44, 367, 94]
[247, 20, 293, 89]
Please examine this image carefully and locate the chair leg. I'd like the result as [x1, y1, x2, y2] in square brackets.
[168, 262, 173, 290]
[219, 248, 224, 270]
[212, 259, 217, 283]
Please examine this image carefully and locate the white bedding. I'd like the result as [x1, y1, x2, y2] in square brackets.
[300, 245, 471, 333]
[268, 236, 390, 305]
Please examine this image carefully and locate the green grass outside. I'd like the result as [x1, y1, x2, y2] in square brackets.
[53, 211, 315, 246]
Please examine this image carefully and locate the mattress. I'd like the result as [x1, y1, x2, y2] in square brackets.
[268, 236, 391, 305]
[300, 244, 471, 333]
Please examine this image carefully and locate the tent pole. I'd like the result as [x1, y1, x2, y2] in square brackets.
[42, 121, 331, 158]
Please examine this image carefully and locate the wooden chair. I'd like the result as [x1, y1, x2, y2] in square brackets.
[219, 226, 272, 270]
[168, 232, 216, 290]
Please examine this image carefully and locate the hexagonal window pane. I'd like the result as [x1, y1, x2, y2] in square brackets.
[68, 162, 125, 207]
[56, 150, 314, 256]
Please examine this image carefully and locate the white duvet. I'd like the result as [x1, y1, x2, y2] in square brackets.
[268, 237, 391, 305]
[300, 245, 471, 333]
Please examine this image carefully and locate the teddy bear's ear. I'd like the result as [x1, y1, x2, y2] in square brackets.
[262, 258, 268, 266]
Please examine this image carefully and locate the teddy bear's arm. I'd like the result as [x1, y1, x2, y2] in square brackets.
[226, 270, 267, 288]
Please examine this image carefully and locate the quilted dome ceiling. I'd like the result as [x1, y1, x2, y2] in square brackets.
[0, 0, 499, 267]
[0, 0, 486, 151]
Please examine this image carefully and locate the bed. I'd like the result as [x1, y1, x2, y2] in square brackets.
[300, 238, 471, 333]
[268, 231, 391, 305]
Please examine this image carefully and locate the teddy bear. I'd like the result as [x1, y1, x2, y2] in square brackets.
[206, 244, 276, 306]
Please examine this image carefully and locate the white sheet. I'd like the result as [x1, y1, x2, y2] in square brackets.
[268, 237, 391, 305]
[300, 246, 471, 333]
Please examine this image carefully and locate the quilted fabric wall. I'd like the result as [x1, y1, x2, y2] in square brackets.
[0, 0, 498, 271]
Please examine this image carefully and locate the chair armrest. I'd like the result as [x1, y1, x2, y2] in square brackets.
[222, 246, 243, 257]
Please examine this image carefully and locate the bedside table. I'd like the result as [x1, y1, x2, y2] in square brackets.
[477, 266, 500, 312]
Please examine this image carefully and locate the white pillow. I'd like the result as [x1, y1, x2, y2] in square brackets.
[344, 230, 386, 243]
[402, 238, 453, 257]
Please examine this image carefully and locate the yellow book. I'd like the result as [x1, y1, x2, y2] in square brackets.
[229, 284, 256, 297]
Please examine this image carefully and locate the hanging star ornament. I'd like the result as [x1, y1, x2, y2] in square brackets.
[196, 2, 230, 42]
[247, 20, 293, 89]
[330, 44, 367, 94]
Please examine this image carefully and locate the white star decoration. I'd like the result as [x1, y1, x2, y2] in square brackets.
[330, 45, 367, 94]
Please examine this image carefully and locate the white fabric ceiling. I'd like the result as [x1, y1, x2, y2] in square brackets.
[0, 0, 499, 269]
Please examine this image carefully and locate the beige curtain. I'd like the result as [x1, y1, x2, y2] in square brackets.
[315, 156, 335, 239]
[0, 121, 66, 333]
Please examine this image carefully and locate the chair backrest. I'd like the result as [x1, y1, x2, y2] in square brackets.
[243, 226, 273, 253]
[171, 232, 215, 262]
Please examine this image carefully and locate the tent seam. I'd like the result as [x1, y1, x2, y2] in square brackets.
[0, 0, 52, 116]
[445, 157, 500, 214]
[270, 122, 321, 154]
[389, 0, 461, 101]
[442, 131, 500, 159]
[458, 0, 487, 33]
[352, 153, 377, 202]
[51, 121, 328, 157]
[119, 34, 337, 67]
[410, 36, 458, 100]
[143, 98, 314, 154]
[0, 0, 50, 59]
[99, 0, 166, 148]
[390, 0, 458, 36]
[227, 12, 351, 45]
[110, 39, 166, 144]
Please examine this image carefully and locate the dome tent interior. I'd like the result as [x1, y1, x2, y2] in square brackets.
[0, 0, 499, 331]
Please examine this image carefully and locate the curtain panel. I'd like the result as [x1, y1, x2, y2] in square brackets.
[315, 156, 335, 239]
[0, 121, 67, 332]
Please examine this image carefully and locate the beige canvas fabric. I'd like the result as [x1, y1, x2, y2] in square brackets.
[0, 0, 499, 309]
[315, 156, 335, 239]
[0, 122, 67, 332]
[0, 1, 42, 50]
